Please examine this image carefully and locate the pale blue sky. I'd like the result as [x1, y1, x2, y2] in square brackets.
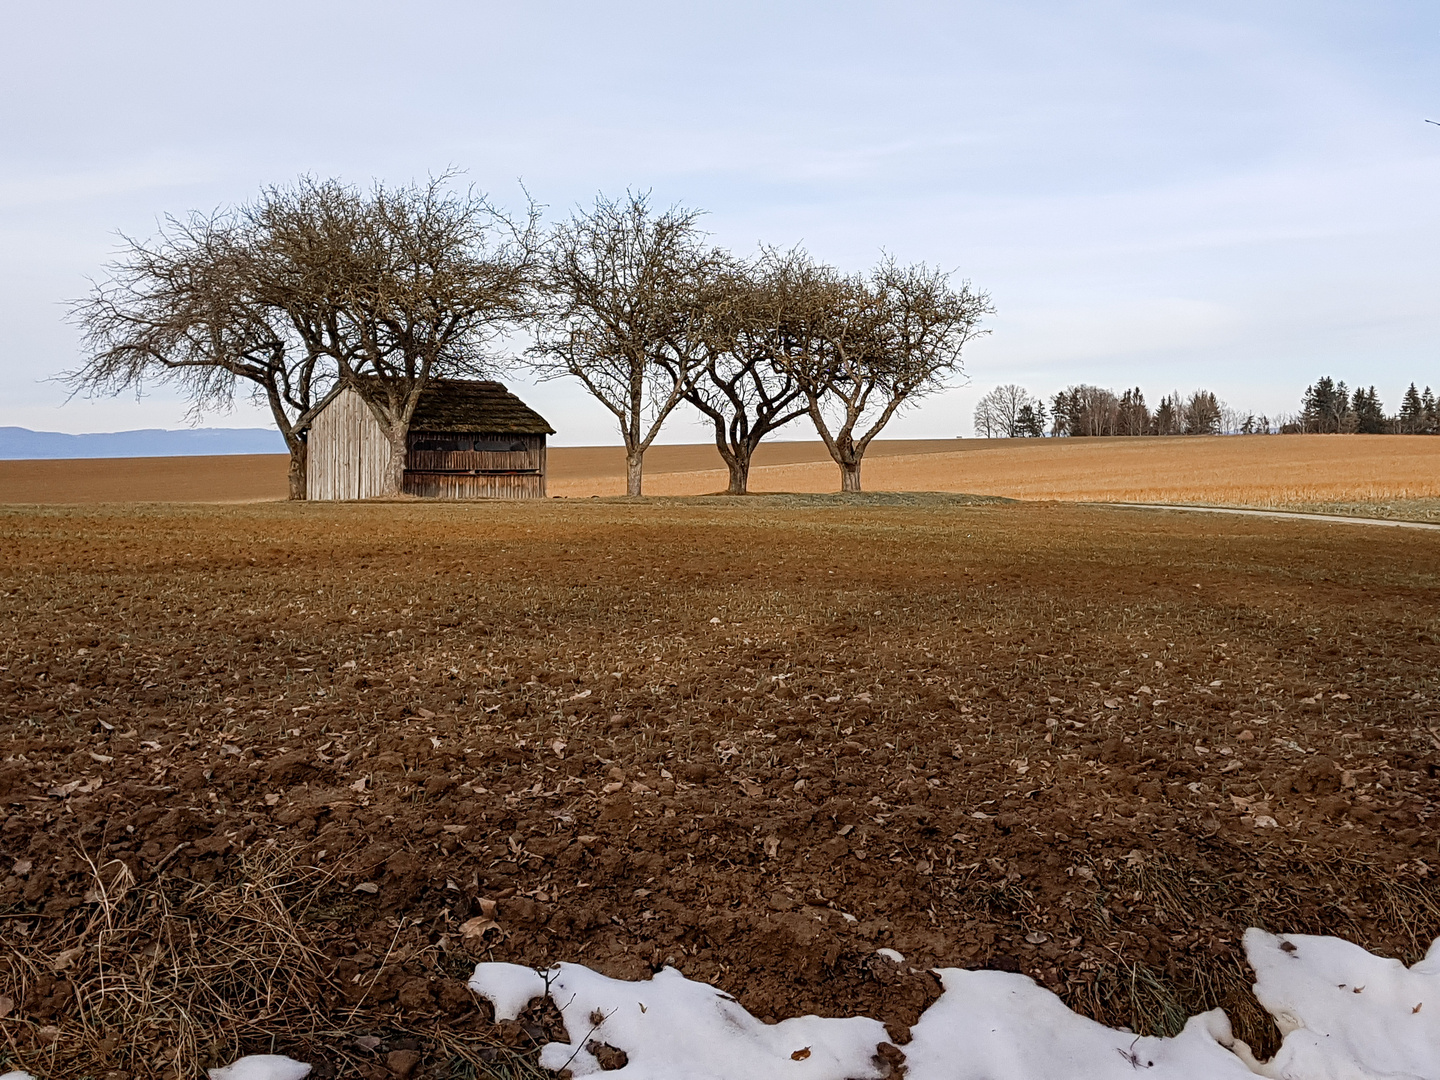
[3, 1, 1438, 441]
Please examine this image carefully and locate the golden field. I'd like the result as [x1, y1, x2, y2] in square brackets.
[1, 435, 1437, 516]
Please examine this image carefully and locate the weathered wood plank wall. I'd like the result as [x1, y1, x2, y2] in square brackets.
[405, 432, 545, 475]
[306, 388, 391, 500]
[401, 472, 546, 499]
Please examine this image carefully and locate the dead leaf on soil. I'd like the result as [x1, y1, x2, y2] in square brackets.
[353, 882, 379, 894]
[460, 916, 502, 942]
[52, 946, 84, 972]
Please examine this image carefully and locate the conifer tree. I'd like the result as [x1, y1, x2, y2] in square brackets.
[1399, 383, 1425, 434]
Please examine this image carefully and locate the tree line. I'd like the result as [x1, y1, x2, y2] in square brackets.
[973, 378, 1438, 438]
[1291, 377, 1438, 435]
[70, 177, 993, 498]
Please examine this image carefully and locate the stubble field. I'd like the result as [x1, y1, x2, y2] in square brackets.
[1, 498, 1439, 1078]
[4, 435, 1439, 521]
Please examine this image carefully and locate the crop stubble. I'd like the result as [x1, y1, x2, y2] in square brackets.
[1, 498, 1438, 1077]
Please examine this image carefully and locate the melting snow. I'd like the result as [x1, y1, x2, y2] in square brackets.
[470, 962, 550, 1021]
[904, 969, 1257, 1079]
[1246, 928, 1440, 1079]
[206, 1055, 312, 1080]
[471, 962, 892, 1079]
[471, 929, 1440, 1080]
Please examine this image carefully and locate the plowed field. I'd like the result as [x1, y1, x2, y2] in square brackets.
[1, 498, 1438, 1078]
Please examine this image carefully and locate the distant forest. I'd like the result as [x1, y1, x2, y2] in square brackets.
[973, 378, 1440, 438]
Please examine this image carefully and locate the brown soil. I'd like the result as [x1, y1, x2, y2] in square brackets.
[1, 498, 1438, 1078]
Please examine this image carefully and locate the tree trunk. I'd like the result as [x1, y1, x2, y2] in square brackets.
[286, 439, 308, 501]
[840, 459, 862, 493]
[726, 452, 750, 495]
[383, 428, 407, 497]
[626, 452, 644, 496]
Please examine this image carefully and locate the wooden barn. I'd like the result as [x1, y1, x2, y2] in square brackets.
[305, 379, 554, 500]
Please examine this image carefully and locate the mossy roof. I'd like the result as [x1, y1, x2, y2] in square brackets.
[406, 380, 554, 435]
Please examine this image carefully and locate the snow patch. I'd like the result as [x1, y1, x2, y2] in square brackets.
[0, 1071, 38, 1080]
[206, 1055, 312, 1080]
[479, 962, 892, 1080]
[468, 962, 550, 1021]
[470, 930, 1440, 1080]
[905, 968, 1256, 1079]
[1245, 928, 1440, 1079]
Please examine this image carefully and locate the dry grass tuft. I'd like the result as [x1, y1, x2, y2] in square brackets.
[1065, 852, 1440, 1058]
[2, 845, 335, 1076]
[0, 846, 538, 1079]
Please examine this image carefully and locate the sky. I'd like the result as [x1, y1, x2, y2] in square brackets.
[3, 0, 1438, 443]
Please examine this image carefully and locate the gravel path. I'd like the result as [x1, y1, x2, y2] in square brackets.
[1099, 501, 1440, 530]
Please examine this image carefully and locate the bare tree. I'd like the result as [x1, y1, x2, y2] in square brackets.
[973, 394, 1006, 438]
[69, 211, 329, 500]
[248, 175, 539, 495]
[782, 255, 992, 491]
[1219, 403, 1250, 435]
[70, 175, 537, 500]
[530, 193, 711, 496]
[973, 384, 1036, 438]
[677, 251, 810, 494]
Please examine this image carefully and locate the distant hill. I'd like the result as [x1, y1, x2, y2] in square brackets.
[0, 426, 286, 460]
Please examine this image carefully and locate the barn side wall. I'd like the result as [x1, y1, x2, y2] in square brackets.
[401, 472, 546, 499]
[402, 431, 547, 500]
[306, 388, 391, 500]
[405, 431, 545, 475]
